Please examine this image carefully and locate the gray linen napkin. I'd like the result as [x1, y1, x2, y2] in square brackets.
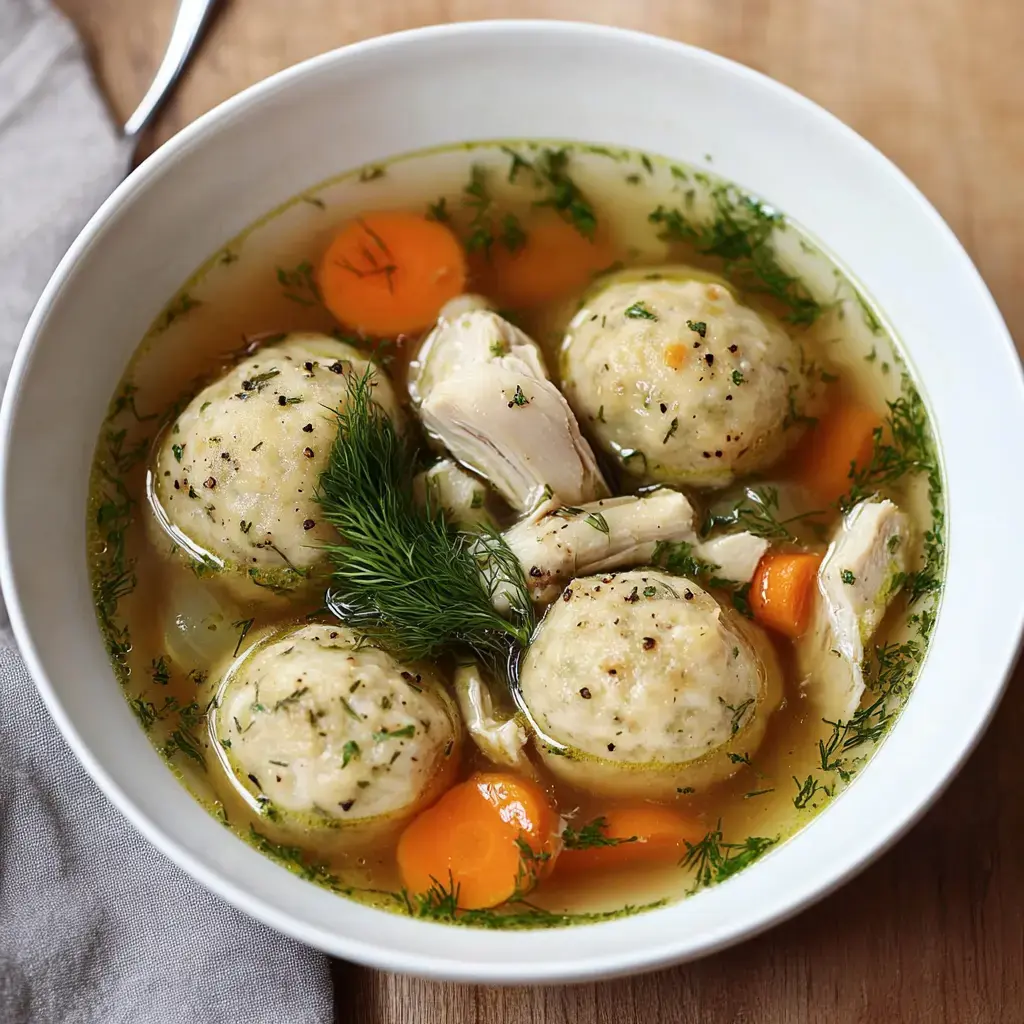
[0, 3, 334, 1021]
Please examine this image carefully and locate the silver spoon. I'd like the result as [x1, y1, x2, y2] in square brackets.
[123, 0, 224, 141]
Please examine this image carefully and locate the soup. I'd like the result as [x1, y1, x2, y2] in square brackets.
[89, 142, 944, 927]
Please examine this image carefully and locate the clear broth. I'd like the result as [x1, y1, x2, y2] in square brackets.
[88, 142, 943, 925]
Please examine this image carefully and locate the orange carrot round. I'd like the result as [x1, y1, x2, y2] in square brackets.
[473, 209, 613, 309]
[791, 399, 880, 504]
[318, 211, 467, 336]
[397, 772, 558, 910]
[749, 551, 823, 639]
[557, 806, 703, 875]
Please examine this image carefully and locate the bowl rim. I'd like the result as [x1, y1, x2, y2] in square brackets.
[3, 18, 1022, 984]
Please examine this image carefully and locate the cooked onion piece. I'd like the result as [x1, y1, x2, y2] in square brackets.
[561, 270, 819, 488]
[409, 299, 607, 511]
[798, 498, 911, 719]
[517, 570, 782, 797]
[149, 333, 402, 597]
[212, 624, 461, 835]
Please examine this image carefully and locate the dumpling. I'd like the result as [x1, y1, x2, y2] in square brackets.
[561, 270, 819, 488]
[517, 570, 782, 797]
[149, 333, 402, 596]
[409, 297, 607, 511]
[212, 624, 461, 835]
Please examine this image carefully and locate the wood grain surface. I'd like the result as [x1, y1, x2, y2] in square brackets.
[53, 1, 1024, 1021]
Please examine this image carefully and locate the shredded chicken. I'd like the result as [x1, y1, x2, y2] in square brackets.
[798, 498, 912, 719]
[453, 662, 530, 770]
[492, 488, 769, 610]
[409, 300, 607, 512]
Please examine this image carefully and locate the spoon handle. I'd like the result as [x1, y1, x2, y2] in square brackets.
[123, 0, 223, 139]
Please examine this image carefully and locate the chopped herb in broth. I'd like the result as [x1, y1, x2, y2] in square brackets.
[88, 140, 944, 929]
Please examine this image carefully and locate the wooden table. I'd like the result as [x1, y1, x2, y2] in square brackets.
[56, 1, 1024, 1020]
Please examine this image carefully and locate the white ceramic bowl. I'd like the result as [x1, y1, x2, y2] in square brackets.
[2, 21, 1022, 984]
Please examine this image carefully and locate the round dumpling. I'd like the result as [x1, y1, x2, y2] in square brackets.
[561, 271, 818, 488]
[150, 333, 402, 595]
[213, 624, 461, 834]
[517, 570, 781, 797]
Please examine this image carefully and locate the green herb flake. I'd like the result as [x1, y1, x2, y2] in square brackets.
[585, 512, 610, 535]
[531, 147, 597, 239]
[426, 197, 450, 222]
[373, 724, 416, 742]
[681, 823, 777, 892]
[732, 370, 745, 386]
[686, 319, 707, 338]
[150, 656, 169, 686]
[562, 816, 639, 850]
[276, 261, 320, 306]
[624, 301, 657, 321]
[648, 184, 821, 325]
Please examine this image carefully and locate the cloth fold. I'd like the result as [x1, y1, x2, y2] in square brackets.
[0, 2, 334, 1021]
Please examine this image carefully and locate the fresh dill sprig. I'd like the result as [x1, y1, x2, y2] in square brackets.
[818, 639, 924, 781]
[276, 260, 320, 306]
[680, 821, 778, 893]
[648, 183, 820, 324]
[650, 539, 754, 618]
[248, 826, 343, 888]
[461, 165, 528, 257]
[316, 368, 533, 670]
[702, 486, 822, 542]
[531, 148, 598, 239]
[562, 817, 638, 850]
[792, 774, 828, 809]
[402, 872, 665, 929]
[651, 539, 719, 580]
[839, 373, 944, 611]
[840, 378, 936, 510]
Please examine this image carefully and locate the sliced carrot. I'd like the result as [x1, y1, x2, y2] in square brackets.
[318, 211, 466, 336]
[749, 551, 823, 639]
[473, 209, 614, 309]
[557, 806, 703, 875]
[790, 399, 880, 504]
[397, 772, 558, 910]
[663, 343, 688, 370]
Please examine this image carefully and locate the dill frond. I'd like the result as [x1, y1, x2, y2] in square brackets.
[316, 368, 533, 669]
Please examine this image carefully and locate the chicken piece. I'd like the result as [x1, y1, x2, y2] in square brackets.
[409, 300, 607, 512]
[413, 459, 496, 532]
[798, 498, 911, 719]
[494, 489, 769, 609]
[697, 531, 772, 583]
[453, 662, 530, 770]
